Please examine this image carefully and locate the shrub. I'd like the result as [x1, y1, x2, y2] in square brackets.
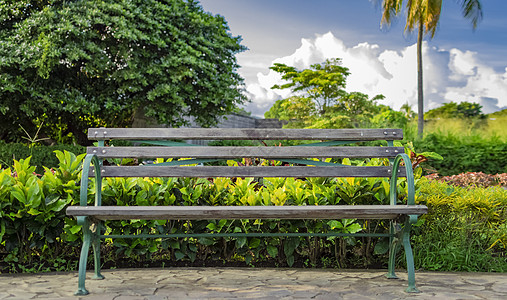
[0, 152, 84, 272]
[1, 154, 415, 271]
[1, 152, 505, 273]
[0, 141, 85, 174]
[413, 133, 507, 176]
[412, 178, 507, 271]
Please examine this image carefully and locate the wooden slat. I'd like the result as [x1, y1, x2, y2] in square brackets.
[88, 146, 405, 159]
[66, 205, 428, 220]
[88, 128, 403, 141]
[91, 166, 406, 178]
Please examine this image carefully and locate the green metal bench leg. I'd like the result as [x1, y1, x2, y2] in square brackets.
[75, 218, 91, 296]
[92, 224, 104, 280]
[402, 222, 420, 293]
[386, 221, 399, 279]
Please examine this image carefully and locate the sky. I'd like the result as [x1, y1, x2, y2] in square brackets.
[199, 0, 507, 117]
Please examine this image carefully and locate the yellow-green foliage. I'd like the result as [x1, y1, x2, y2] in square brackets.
[418, 178, 506, 225]
[422, 116, 507, 142]
[414, 178, 507, 271]
[3, 152, 506, 273]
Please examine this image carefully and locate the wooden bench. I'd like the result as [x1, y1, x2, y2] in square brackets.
[66, 128, 427, 295]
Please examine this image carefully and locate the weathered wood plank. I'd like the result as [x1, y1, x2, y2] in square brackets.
[66, 205, 428, 220]
[91, 166, 406, 178]
[88, 128, 403, 141]
[88, 146, 405, 159]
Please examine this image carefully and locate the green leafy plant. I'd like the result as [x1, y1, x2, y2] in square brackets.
[2, 150, 505, 273]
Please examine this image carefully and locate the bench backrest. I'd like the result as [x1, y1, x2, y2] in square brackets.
[86, 128, 406, 178]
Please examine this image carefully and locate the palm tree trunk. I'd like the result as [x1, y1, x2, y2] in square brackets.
[417, 22, 424, 138]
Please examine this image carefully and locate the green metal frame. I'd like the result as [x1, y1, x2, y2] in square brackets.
[385, 153, 420, 293]
[75, 154, 104, 296]
[101, 232, 392, 239]
[73, 138, 422, 295]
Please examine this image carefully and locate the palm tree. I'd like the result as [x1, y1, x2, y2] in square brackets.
[378, 0, 482, 138]
[400, 101, 415, 120]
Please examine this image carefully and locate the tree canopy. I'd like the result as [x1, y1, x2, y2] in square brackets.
[0, 0, 246, 144]
[425, 101, 485, 119]
[270, 58, 350, 115]
[266, 59, 388, 129]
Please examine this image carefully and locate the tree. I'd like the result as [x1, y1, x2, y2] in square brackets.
[270, 58, 350, 115]
[425, 101, 485, 119]
[378, 0, 482, 138]
[400, 101, 416, 120]
[370, 106, 409, 129]
[0, 0, 246, 144]
[264, 96, 317, 128]
[269, 59, 384, 128]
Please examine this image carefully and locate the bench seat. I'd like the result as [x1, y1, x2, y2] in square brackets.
[67, 205, 428, 220]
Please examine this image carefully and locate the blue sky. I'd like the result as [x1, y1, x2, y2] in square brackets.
[199, 0, 507, 117]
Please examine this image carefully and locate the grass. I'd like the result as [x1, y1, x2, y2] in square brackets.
[403, 116, 507, 142]
[411, 178, 507, 272]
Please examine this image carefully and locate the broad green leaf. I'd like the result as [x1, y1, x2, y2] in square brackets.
[346, 223, 362, 234]
[286, 255, 295, 267]
[45, 194, 60, 206]
[69, 225, 82, 234]
[267, 245, 278, 257]
[235, 237, 247, 248]
[374, 239, 390, 255]
[198, 238, 215, 246]
[27, 208, 41, 215]
[249, 238, 261, 249]
[174, 251, 185, 261]
[11, 189, 27, 204]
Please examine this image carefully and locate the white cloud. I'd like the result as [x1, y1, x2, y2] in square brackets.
[243, 32, 507, 117]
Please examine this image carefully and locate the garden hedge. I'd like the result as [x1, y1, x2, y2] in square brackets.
[0, 152, 505, 273]
[413, 133, 507, 176]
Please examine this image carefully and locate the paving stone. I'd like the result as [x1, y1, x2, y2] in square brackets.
[454, 284, 486, 291]
[468, 290, 507, 300]
[285, 290, 321, 298]
[313, 292, 349, 300]
[491, 282, 507, 293]
[144, 295, 169, 300]
[154, 290, 191, 298]
[115, 296, 147, 300]
[35, 297, 74, 300]
[4, 291, 38, 299]
[0, 293, 12, 300]
[2, 268, 506, 299]
[461, 277, 493, 285]
[428, 292, 482, 300]
[342, 293, 376, 300]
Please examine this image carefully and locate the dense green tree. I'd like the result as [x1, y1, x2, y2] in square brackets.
[264, 96, 316, 128]
[270, 58, 349, 115]
[370, 106, 409, 129]
[378, 0, 483, 138]
[0, 0, 246, 144]
[268, 59, 384, 128]
[425, 101, 485, 119]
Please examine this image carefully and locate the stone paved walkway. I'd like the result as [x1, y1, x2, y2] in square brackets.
[0, 268, 506, 299]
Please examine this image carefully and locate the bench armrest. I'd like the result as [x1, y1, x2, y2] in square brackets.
[389, 153, 415, 206]
[80, 154, 102, 207]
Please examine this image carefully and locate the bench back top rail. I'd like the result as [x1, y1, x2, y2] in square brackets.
[88, 128, 403, 141]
